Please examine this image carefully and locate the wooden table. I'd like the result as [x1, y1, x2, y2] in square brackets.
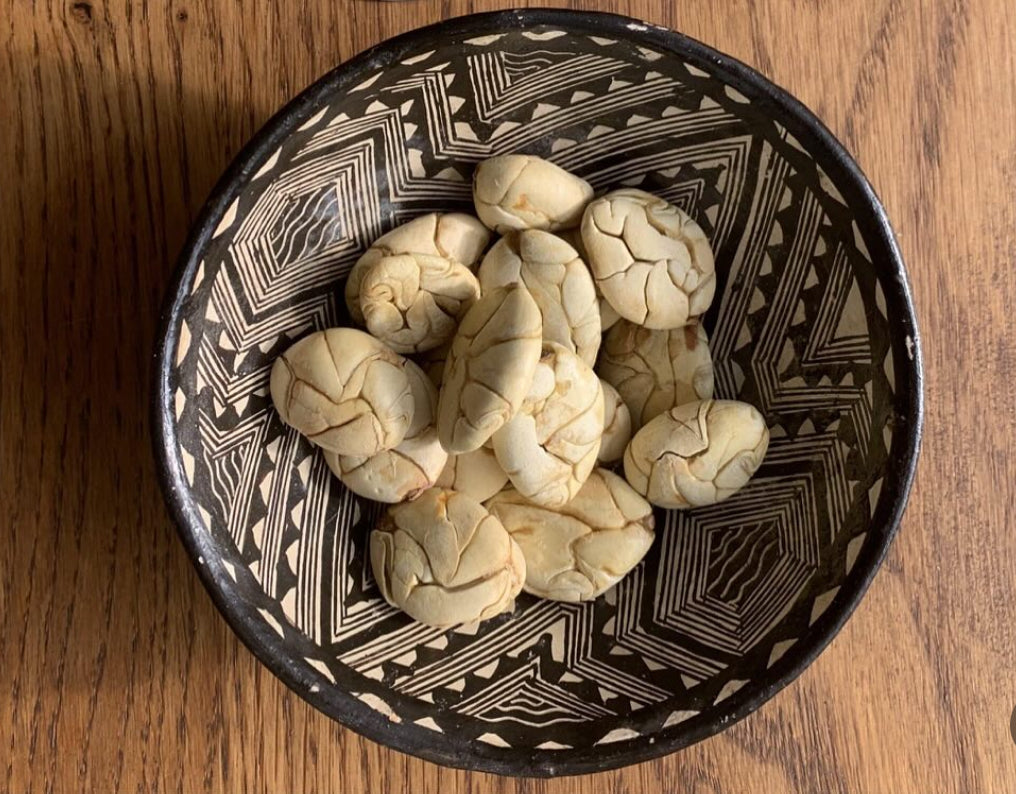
[3, 0, 1015, 790]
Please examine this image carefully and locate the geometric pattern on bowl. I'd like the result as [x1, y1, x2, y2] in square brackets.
[157, 11, 920, 775]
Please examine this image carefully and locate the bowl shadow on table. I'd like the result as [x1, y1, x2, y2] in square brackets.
[6, 44, 286, 698]
[6, 51, 737, 785]
[14, 17, 919, 786]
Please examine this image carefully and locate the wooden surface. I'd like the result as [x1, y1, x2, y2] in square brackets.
[2, 0, 1015, 790]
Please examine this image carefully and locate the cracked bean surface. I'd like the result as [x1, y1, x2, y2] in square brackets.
[478, 230, 601, 366]
[472, 155, 593, 233]
[325, 360, 447, 503]
[486, 469, 654, 602]
[596, 319, 714, 430]
[270, 328, 414, 456]
[557, 227, 621, 332]
[345, 212, 490, 324]
[491, 343, 604, 508]
[581, 188, 715, 329]
[624, 399, 769, 509]
[370, 488, 526, 627]
[436, 284, 543, 454]
[360, 252, 480, 353]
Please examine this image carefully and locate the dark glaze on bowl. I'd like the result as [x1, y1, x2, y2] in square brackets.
[153, 10, 923, 776]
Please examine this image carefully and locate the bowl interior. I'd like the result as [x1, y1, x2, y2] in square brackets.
[157, 10, 920, 775]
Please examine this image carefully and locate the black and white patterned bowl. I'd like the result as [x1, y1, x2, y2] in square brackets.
[153, 10, 923, 776]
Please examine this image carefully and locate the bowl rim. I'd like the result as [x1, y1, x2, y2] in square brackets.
[152, 8, 924, 777]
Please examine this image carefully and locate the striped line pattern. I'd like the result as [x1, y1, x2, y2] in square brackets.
[168, 29, 898, 748]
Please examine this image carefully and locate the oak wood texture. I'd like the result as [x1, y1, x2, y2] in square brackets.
[2, 0, 1015, 791]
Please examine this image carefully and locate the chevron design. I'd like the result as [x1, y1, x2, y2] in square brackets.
[167, 28, 902, 751]
[457, 659, 615, 725]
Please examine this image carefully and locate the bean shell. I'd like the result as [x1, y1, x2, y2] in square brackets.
[478, 230, 601, 366]
[345, 212, 490, 324]
[473, 154, 593, 233]
[491, 343, 604, 508]
[360, 252, 480, 353]
[597, 320, 714, 430]
[436, 284, 543, 454]
[370, 488, 526, 627]
[270, 328, 414, 456]
[557, 228, 620, 332]
[486, 469, 654, 602]
[623, 399, 769, 509]
[582, 188, 715, 329]
[324, 361, 447, 503]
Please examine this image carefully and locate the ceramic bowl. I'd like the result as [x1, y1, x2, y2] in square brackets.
[153, 10, 923, 776]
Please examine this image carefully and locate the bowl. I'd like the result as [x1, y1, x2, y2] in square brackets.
[153, 9, 923, 776]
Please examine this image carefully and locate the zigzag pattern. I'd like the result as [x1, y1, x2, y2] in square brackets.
[612, 563, 728, 681]
[803, 245, 872, 365]
[457, 659, 615, 725]
[469, 50, 626, 121]
[169, 29, 898, 750]
[197, 409, 270, 548]
[658, 476, 819, 656]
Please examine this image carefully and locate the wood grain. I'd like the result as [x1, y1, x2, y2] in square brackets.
[2, 0, 1015, 791]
